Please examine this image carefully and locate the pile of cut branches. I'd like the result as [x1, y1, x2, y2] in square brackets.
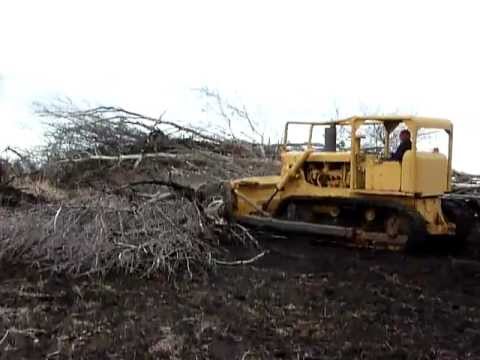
[0, 99, 275, 278]
[29, 100, 279, 189]
[0, 187, 258, 277]
[35, 99, 272, 163]
[452, 170, 480, 195]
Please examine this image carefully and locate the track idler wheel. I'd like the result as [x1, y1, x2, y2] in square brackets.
[390, 210, 427, 253]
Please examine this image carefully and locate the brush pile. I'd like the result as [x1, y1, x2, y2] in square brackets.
[452, 170, 480, 195]
[0, 101, 278, 278]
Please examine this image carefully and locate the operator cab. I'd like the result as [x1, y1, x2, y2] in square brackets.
[352, 117, 452, 196]
[282, 116, 453, 197]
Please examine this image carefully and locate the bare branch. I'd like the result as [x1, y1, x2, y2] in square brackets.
[213, 250, 268, 266]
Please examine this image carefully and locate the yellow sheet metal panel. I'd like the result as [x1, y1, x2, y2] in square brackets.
[409, 117, 452, 130]
[231, 179, 278, 215]
[307, 152, 351, 162]
[401, 151, 448, 194]
[365, 161, 401, 191]
[282, 151, 350, 163]
[353, 116, 452, 130]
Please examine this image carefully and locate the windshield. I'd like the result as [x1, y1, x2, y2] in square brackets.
[283, 122, 351, 152]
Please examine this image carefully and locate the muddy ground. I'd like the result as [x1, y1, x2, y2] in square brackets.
[1, 235, 480, 360]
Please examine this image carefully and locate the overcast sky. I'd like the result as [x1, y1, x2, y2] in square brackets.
[0, 0, 479, 172]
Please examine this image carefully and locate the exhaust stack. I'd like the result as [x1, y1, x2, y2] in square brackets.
[324, 124, 337, 152]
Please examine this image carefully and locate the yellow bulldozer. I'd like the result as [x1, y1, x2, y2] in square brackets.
[223, 116, 477, 251]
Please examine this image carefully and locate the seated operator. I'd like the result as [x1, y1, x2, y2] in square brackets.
[390, 129, 412, 161]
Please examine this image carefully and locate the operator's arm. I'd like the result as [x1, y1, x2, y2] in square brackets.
[390, 141, 410, 161]
[390, 146, 402, 161]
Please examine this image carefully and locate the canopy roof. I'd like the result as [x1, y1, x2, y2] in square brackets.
[286, 116, 453, 131]
[346, 116, 452, 131]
